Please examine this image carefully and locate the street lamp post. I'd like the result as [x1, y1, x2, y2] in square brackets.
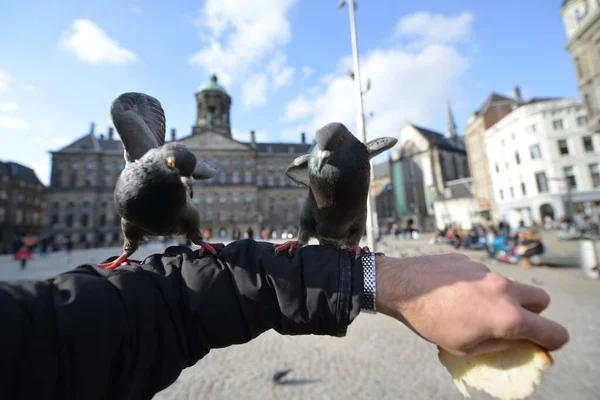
[339, 0, 379, 251]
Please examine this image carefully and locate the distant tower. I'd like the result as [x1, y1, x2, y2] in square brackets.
[194, 74, 232, 137]
[447, 98, 458, 139]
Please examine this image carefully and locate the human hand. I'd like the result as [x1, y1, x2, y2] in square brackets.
[374, 253, 569, 356]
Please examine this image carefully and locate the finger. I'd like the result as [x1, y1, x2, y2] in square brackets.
[511, 281, 551, 314]
[516, 310, 569, 351]
[463, 338, 514, 357]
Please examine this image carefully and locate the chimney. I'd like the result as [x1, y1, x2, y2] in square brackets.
[108, 127, 114, 140]
[250, 130, 257, 148]
[171, 128, 176, 141]
[301, 132, 306, 144]
[514, 86, 523, 103]
[89, 122, 95, 135]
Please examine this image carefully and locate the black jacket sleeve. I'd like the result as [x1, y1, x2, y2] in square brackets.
[0, 239, 363, 400]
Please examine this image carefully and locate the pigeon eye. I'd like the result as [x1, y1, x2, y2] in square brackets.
[337, 136, 344, 145]
[166, 157, 176, 169]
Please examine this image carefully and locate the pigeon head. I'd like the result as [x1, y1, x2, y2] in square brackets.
[313, 122, 357, 172]
[159, 143, 218, 181]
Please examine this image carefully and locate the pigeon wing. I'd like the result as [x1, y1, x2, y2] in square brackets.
[110, 92, 166, 162]
[286, 154, 311, 187]
[366, 137, 398, 159]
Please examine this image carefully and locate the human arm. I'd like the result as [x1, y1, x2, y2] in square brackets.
[0, 240, 362, 400]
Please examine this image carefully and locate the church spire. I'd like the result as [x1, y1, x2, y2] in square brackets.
[447, 98, 458, 139]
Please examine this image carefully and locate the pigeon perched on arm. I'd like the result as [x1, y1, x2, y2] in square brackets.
[97, 92, 221, 269]
[273, 122, 397, 258]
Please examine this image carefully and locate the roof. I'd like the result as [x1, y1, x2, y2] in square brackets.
[253, 142, 312, 156]
[0, 161, 44, 186]
[475, 92, 517, 116]
[198, 74, 228, 94]
[441, 178, 473, 200]
[373, 161, 390, 180]
[53, 132, 124, 154]
[410, 124, 466, 152]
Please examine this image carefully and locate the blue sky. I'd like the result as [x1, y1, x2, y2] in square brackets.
[0, 0, 579, 185]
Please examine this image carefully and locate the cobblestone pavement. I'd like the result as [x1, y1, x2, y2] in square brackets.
[0, 235, 598, 400]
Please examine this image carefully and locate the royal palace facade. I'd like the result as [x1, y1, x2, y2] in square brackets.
[46, 75, 311, 248]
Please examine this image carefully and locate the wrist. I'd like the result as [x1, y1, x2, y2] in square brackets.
[374, 255, 407, 320]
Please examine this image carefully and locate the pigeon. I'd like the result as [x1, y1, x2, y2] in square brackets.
[273, 122, 397, 258]
[97, 92, 221, 269]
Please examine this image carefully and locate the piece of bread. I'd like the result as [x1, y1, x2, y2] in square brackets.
[438, 340, 553, 400]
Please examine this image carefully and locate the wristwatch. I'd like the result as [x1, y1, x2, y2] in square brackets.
[360, 252, 377, 313]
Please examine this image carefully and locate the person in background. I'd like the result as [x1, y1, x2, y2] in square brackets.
[246, 226, 254, 240]
[14, 245, 32, 269]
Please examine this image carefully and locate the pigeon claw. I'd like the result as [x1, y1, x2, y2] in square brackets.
[274, 240, 304, 257]
[197, 241, 225, 257]
[98, 252, 131, 269]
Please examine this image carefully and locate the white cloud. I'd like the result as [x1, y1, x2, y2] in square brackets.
[0, 102, 19, 112]
[60, 19, 138, 65]
[188, 0, 297, 87]
[268, 53, 295, 89]
[279, 11, 476, 144]
[280, 95, 314, 122]
[241, 73, 268, 108]
[130, 6, 143, 15]
[0, 116, 31, 130]
[395, 11, 475, 48]
[231, 127, 268, 143]
[302, 66, 315, 79]
[0, 68, 11, 91]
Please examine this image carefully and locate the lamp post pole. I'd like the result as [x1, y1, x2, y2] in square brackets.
[339, 0, 378, 251]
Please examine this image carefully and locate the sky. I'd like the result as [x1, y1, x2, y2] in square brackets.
[0, 0, 581, 186]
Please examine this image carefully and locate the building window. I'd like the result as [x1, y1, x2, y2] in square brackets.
[267, 175, 275, 187]
[589, 163, 600, 188]
[104, 163, 112, 171]
[525, 124, 536, 133]
[557, 139, 569, 156]
[232, 171, 240, 184]
[70, 163, 79, 187]
[218, 171, 226, 184]
[577, 115, 588, 126]
[552, 120, 564, 130]
[515, 152, 521, 165]
[499, 190, 504, 200]
[245, 195, 253, 204]
[219, 196, 226, 204]
[15, 209, 23, 224]
[232, 159, 239, 166]
[205, 207, 213, 221]
[0, 190, 6, 199]
[575, 57, 584, 78]
[51, 215, 58, 226]
[521, 182, 527, 196]
[535, 172, 548, 193]
[244, 159, 252, 166]
[257, 175, 263, 186]
[99, 215, 106, 227]
[206, 196, 213, 204]
[279, 164, 286, 171]
[80, 214, 89, 227]
[279, 175, 286, 186]
[529, 144, 541, 159]
[564, 166, 577, 191]
[219, 159, 227, 166]
[584, 94, 594, 116]
[268, 164, 274, 172]
[244, 171, 252, 184]
[104, 175, 110, 188]
[583, 136, 594, 153]
[232, 193, 240, 203]
[509, 187, 515, 199]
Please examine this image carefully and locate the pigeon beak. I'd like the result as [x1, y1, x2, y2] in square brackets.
[317, 150, 332, 172]
[192, 161, 219, 181]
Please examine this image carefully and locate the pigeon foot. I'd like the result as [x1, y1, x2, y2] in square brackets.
[98, 252, 131, 269]
[274, 240, 304, 257]
[197, 241, 225, 257]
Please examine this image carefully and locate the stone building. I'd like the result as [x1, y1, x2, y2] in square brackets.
[0, 161, 46, 254]
[390, 118, 470, 233]
[561, 0, 600, 132]
[485, 97, 600, 228]
[463, 91, 520, 221]
[46, 74, 311, 248]
[370, 161, 395, 231]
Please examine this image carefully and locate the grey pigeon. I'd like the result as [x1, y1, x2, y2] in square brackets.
[98, 92, 220, 269]
[274, 122, 397, 258]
